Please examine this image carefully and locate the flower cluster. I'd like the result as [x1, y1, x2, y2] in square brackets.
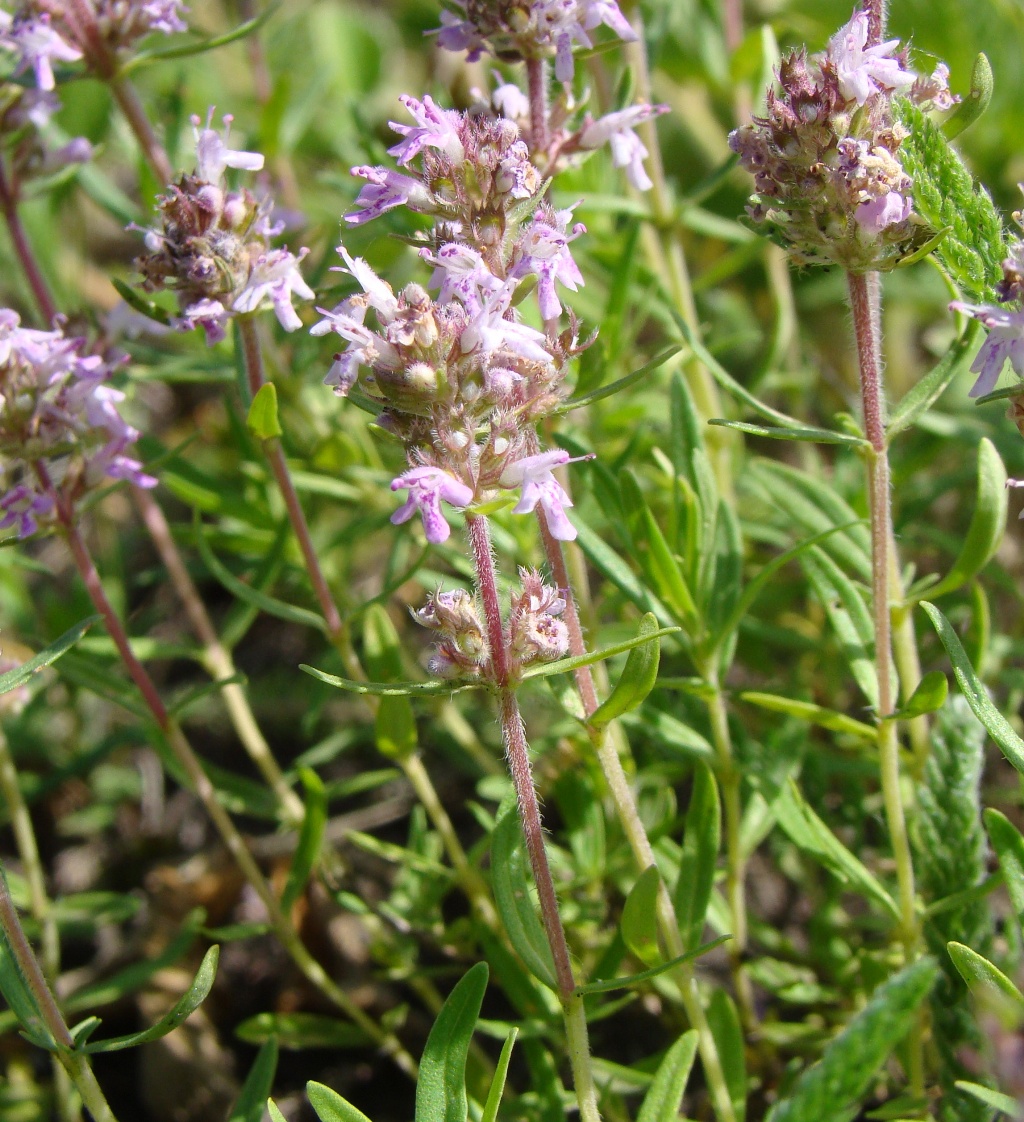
[312, 94, 596, 679]
[0, 310, 155, 539]
[435, 0, 635, 84]
[729, 9, 954, 272]
[0, 1, 187, 87]
[313, 95, 594, 551]
[413, 587, 488, 678]
[951, 188, 1024, 399]
[135, 112, 313, 343]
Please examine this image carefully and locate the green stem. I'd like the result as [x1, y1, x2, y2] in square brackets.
[109, 72, 173, 184]
[0, 864, 119, 1122]
[847, 270, 922, 1095]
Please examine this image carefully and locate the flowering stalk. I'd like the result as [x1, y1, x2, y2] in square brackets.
[847, 268, 922, 1092]
[468, 513, 600, 1122]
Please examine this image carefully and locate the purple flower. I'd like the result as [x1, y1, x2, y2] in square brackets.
[459, 284, 555, 368]
[391, 466, 475, 544]
[387, 94, 465, 167]
[580, 0, 635, 41]
[855, 191, 912, 233]
[492, 81, 530, 123]
[434, 7, 487, 60]
[233, 247, 315, 331]
[0, 484, 54, 539]
[139, 1, 190, 35]
[421, 243, 503, 314]
[345, 165, 433, 226]
[192, 110, 265, 184]
[176, 298, 229, 345]
[950, 302, 1024, 398]
[578, 104, 669, 192]
[515, 206, 586, 320]
[500, 449, 591, 541]
[826, 12, 915, 105]
[0, 14, 83, 91]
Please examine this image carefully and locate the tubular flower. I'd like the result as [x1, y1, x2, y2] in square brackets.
[134, 110, 313, 342]
[500, 449, 592, 541]
[390, 466, 475, 544]
[0, 311, 155, 538]
[577, 103, 670, 192]
[728, 7, 955, 272]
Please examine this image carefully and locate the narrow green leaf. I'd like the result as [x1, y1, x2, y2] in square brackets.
[481, 1027, 519, 1122]
[0, 616, 100, 697]
[557, 346, 681, 413]
[363, 604, 419, 760]
[280, 770, 327, 914]
[622, 865, 663, 968]
[247, 383, 283, 440]
[637, 506, 699, 625]
[675, 762, 721, 951]
[953, 1080, 1023, 1120]
[947, 942, 1024, 1011]
[707, 990, 746, 1122]
[943, 53, 994, 140]
[300, 663, 478, 697]
[522, 624, 681, 682]
[918, 439, 1007, 600]
[109, 278, 172, 327]
[574, 519, 671, 621]
[766, 959, 938, 1122]
[491, 795, 557, 990]
[921, 601, 1024, 775]
[589, 614, 663, 729]
[125, 3, 280, 68]
[228, 1037, 279, 1122]
[803, 549, 879, 708]
[671, 310, 804, 429]
[306, 1082, 374, 1122]
[773, 780, 899, 918]
[710, 522, 860, 653]
[268, 1100, 289, 1122]
[709, 419, 866, 447]
[83, 946, 219, 1052]
[575, 937, 731, 995]
[195, 516, 327, 634]
[237, 1014, 369, 1050]
[740, 692, 876, 740]
[0, 892, 54, 1050]
[892, 672, 948, 720]
[984, 809, 1024, 937]
[415, 962, 489, 1122]
[887, 327, 978, 439]
[636, 1031, 699, 1122]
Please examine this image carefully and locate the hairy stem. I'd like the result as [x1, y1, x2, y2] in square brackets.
[536, 515, 738, 1122]
[0, 157, 58, 324]
[526, 57, 550, 160]
[467, 512, 601, 1122]
[847, 270, 922, 1094]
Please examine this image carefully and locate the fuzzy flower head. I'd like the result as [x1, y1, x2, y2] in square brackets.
[0, 311, 155, 538]
[135, 110, 312, 342]
[509, 569, 569, 665]
[728, 8, 954, 272]
[433, 0, 635, 84]
[0, 1, 187, 81]
[414, 586, 489, 678]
